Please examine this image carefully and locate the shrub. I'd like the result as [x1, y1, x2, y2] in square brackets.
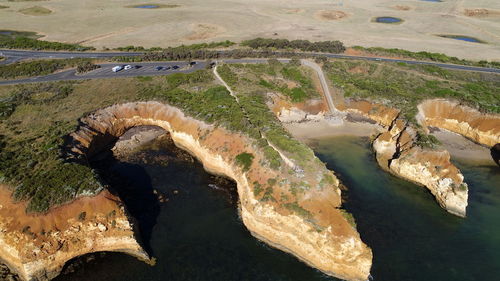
[235, 152, 254, 171]
[76, 61, 100, 73]
[0, 34, 94, 51]
[241, 38, 345, 53]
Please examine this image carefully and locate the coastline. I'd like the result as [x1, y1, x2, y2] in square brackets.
[285, 119, 495, 165]
[284, 119, 383, 140]
[430, 128, 496, 165]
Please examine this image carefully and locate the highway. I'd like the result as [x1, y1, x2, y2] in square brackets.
[1, 48, 499, 74]
[0, 59, 291, 86]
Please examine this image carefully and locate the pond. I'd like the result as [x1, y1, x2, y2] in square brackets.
[438, 35, 483, 43]
[374, 17, 403, 24]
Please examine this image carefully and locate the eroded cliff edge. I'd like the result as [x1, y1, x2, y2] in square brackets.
[417, 99, 500, 147]
[0, 186, 149, 281]
[60, 101, 372, 281]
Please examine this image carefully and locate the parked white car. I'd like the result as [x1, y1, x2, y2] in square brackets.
[112, 65, 123, 72]
[124, 64, 133, 70]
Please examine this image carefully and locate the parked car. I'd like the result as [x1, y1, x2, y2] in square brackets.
[155, 66, 163, 71]
[112, 66, 123, 72]
[164, 66, 171, 70]
[124, 65, 133, 70]
[134, 65, 142, 69]
[172, 65, 179, 70]
[189, 61, 197, 66]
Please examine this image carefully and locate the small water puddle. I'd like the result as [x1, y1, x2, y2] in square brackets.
[438, 34, 484, 43]
[374, 17, 403, 24]
[134, 5, 160, 9]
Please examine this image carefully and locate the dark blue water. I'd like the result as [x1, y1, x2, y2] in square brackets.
[375, 17, 402, 23]
[134, 5, 160, 9]
[55, 134, 336, 281]
[54, 134, 500, 281]
[439, 35, 481, 43]
[310, 136, 500, 281]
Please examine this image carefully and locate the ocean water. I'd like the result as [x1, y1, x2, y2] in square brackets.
[310, 136, 500, 281]
[55, 134, 335, 281]
[55, 135, 500, 281]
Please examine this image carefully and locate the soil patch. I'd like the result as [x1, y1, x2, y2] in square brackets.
[315, 10, 347, 21]
[464, 8, 500, 17]
[393, 5, 411, 11]
[19, 6, 52, 16]
[184, 23, 224, 41]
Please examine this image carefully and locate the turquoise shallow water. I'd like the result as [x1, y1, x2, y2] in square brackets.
[310, 136, 500, 281]
[55, 135, 500, 281]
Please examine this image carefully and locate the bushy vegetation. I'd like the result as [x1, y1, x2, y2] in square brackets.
[76, 61, 100, 74]
[0, 33, 95, 51]
[116, 49, 302, 63]
[218, 63, 319, 167]
[0, 83, 103, 212]
[415, 131, 441, 149]
[235, 152, 254, 172]
[284, 202, 312, 219]
[0, 58, 95, 79]
[242, 38, 345, 53]
[324, 60, 500, 124]
[115, 40, 235, 53]
[352, 46, 500, 69]
[339, 209, 357, 228]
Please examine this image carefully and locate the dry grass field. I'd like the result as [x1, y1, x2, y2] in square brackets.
[0, 0, 499, 60]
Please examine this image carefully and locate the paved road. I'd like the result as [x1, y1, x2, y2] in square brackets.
[315, 53, 500, 74]
[0, 59, 291, 86]
[0, 61, 206, 85]
[1, 48, 499, 74]
[300, 59, 337, 114]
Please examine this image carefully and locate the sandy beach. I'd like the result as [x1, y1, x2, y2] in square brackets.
[285, 119, 496, 165]
[284, 119, 383, 140]
[430, 128, 495, 165]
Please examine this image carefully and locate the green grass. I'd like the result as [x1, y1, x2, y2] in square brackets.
[324, 60, 500, 124]
[0, 58, 95, 79]
[0, 76, 175, 212]
[351, 46, 500, 69]
[284, 202, 312, 219]
[339, 209, 357, 228]
[0, 32, 94, 51]
[19, 6, 52, 16]
[235, 152, 254, 172]
[114, 40, 235, 52]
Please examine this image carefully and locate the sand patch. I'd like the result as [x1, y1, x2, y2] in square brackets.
[19, 6, 52, 16]
[285, 119, 383, 140]
[464, 8, 500, 17]
[184, 23, 225, 41]
[431, 128, 494, 163]
[393, 5, 411, 11]
[315, 10, 347, 21]
[283, 8, 304, 14]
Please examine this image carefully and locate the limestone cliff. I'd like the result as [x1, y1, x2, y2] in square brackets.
[372, 119, 468, 217]
[63, 101, 372, 281]
[0, 187, 148, 281]
[417, 99, 500, 147]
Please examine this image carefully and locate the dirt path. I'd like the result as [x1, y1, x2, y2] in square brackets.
[300, 60, 338, 114]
